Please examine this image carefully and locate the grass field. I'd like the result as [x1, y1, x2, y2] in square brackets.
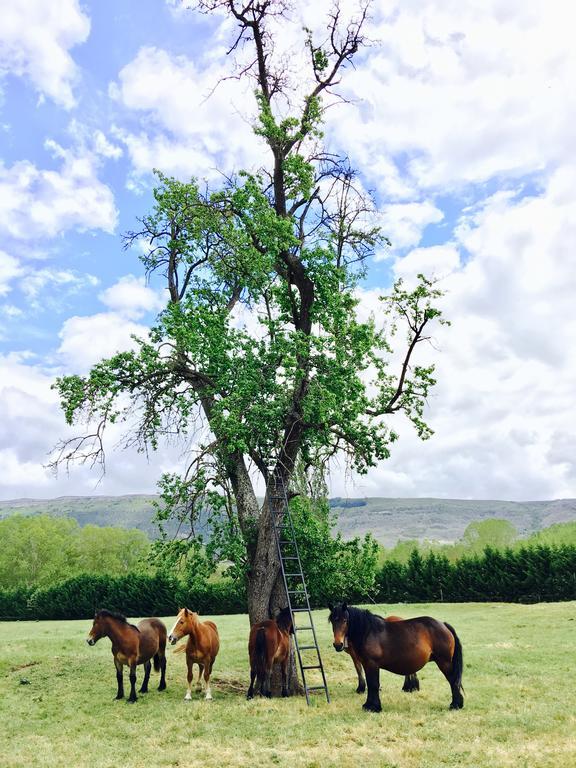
[1, 602, 574, 768]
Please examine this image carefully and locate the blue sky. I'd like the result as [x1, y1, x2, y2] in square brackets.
[1, 0, 575, 501]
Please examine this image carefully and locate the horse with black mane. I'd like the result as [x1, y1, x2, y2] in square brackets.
[329, 603, 463, 712]
[247, 606, 293, 699]
[346, 614, 420, 695]
[86, 609, 167, 703]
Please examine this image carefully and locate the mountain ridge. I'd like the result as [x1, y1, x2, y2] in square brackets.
[1, 494, 575, 546]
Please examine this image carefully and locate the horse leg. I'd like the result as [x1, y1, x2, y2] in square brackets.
[139, 660, 151, 693]
[402, 673, 420, 693]
[203, 662, 213, 701]
[264, 666, 273, 698]
[127, 663, 137, 703]
[281, 657, 289, 698]
[362, 665, 382, 713]
[114, 658, 124, 700]
[158, 654, 167, 691]
[185, 657, 194, 701]
[196, 663, 204, 693]
[435, 657, 464, 710]
[354, 657, 366, 694]
[247, 665, 257, 699]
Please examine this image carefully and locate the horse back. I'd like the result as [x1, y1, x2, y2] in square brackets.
[136, 618, 167, 662]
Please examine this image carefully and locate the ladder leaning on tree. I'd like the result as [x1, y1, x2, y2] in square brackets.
[268, 476, 330, 705]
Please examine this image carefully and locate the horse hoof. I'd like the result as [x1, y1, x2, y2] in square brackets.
[127, 698, 137, 704]
[158, 684, 166, 692]
[246, 693, 254, 700]
[356, 686, 366, 694]
[362, 702, 382, 713]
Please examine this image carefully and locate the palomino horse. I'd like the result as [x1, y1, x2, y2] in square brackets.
[346, 614, 419, 695]
[329, 603, 464, 712]
[86, 609, 167, 703]
[168, 608, 220, 700]
[247, 606, 293, 699]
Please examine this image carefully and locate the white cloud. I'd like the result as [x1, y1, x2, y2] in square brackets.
[393, 244, 460, 282]
[0, 351, 182, 499]
[0, 128, 118, 240]
[57, 312, 150, 373]
[330, 0, 576, 193]
[378, 201, 444, 253]
[0, 0, 90, 109]
[99, 275, 165, 319]
[0, 250, 23, 296]
[109, 46, 263, 180]
[336, 166, 576, 501]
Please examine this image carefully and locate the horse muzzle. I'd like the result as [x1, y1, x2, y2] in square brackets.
[86, 638, 95, 646]
[168, 634, 178, 645]
[333, 642, 344, 652]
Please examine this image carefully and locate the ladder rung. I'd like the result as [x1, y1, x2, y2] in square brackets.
[294, 625, 312, 631]
[282, 556, 299, 560]
[291, 608, 311, 612]
[297, 645, 317, 650]
[284, 573, 304, 578]
[301, 665, 322, 670]
[287, 590, 306, 595]
[306, 686, 327, 691]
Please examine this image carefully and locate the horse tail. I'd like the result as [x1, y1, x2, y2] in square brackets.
[254, 627, 268, 680]
[153, 653, 161, 672]
[444, 622, 464, 693]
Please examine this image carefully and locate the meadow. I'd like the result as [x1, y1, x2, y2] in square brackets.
[1, 602, 574, 768]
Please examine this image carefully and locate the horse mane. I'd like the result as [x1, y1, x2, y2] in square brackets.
[95, 609, 140, 632]
[345, 606, 386, 645]
[276, 607, 294, 634]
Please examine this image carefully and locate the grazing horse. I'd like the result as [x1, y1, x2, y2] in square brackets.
[168, 608, 220, 700]
[346, 614, 419, 695]
[329, 603, 464, 712]
[247, 606, 293, 699]
[86, 609, 167, 703]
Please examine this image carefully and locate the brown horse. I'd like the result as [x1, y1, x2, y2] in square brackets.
[168, 608, 220, 700]
[329, 603, 464, 712]
[86, 609, 167, 703]
[346, 614, 419, 695]
[247, 606, 293, 699]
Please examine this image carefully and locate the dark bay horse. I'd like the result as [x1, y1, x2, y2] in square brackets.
[168, 608, 220, 700]
[247, 607, 293, 699]
[87, 609, 167, 703]
[329, 603, 463, 711]
[346, 614, 419, 695]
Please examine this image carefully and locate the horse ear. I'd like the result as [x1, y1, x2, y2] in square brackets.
[342, 602, 348, 612]
[328, 603, 333, 612]
[184, 607, 189, 616]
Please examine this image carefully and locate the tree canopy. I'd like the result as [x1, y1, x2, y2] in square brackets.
[52, 0, 448, 628]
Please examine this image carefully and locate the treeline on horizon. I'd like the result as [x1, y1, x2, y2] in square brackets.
[0, 511, 575, 620]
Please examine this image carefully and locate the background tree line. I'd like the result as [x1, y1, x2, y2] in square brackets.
[0, 509, 574, 619]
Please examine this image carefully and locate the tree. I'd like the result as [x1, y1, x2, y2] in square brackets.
[52, 0, 447, 684]
[460, 519, 518, 554]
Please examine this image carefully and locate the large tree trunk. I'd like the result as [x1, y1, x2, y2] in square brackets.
[243, 485, 302, 695]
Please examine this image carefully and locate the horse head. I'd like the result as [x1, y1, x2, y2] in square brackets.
[168, 607, 195, 645]
[328, 602, 349, 652]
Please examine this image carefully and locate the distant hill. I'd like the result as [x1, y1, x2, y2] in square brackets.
[1, 494, 575, 547]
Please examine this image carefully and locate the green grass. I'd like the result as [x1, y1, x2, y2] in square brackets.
[1, 603, 574, 768]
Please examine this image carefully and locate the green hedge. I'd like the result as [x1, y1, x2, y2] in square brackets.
[376, 544, 576, 603]
[1, 543, 574, 620]
[0, 573, 247, 621]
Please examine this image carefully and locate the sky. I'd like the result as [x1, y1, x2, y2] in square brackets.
[0, 0, 575, 502]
